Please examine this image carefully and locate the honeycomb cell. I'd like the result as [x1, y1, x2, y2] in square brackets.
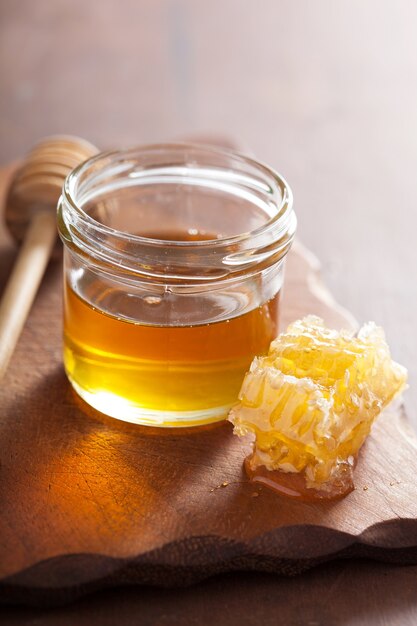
[229, 316, 407, 498]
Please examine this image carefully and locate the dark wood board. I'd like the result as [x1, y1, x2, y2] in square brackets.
[0, 165, 416, 607]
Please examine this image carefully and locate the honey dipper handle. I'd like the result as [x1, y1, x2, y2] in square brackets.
[0, 211, 57, 379]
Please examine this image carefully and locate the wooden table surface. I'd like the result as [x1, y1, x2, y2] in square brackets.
[1, 0, 416, 624]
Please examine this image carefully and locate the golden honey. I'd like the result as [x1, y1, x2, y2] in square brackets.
[229, 316, 408, 499]
[64, 276, 280, 426]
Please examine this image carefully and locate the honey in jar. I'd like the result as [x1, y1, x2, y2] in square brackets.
[58, 144, 296, 426]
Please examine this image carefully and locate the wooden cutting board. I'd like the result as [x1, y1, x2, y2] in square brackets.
[0, 164, 416, 607]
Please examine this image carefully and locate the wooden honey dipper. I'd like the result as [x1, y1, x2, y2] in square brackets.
[0, 135, 98, 379]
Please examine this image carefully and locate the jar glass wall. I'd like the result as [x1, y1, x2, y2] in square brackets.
[57, 144, 296, 427]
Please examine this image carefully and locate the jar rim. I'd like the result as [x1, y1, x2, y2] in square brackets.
[58, 142, 296, 283]
[62, 142, 294, 248]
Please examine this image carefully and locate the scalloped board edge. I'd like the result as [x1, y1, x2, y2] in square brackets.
[1, 517, 417, 606]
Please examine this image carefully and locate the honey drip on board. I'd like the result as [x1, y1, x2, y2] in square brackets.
[64, 229, 281, 425]
[244, 455, 355, 501]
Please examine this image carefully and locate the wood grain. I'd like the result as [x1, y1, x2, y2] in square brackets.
[0, 159, 416, 605]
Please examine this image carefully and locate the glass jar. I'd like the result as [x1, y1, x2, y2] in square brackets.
[57, 143, 295, 427]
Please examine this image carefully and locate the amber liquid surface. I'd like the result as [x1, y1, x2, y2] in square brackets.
[244, 456, 355, 501]
[64, 230, 280, 426]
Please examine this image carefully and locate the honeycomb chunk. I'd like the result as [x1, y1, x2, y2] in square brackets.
[229, 316, 407, 498]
